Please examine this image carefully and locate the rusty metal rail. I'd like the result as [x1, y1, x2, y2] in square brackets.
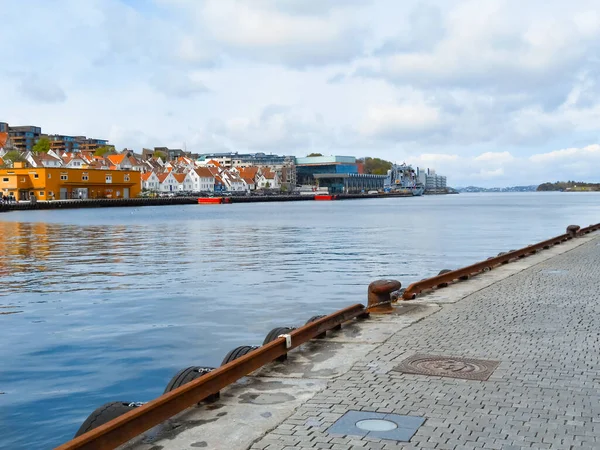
[402, 223, 600, 300]
[55, 304, 367, 450]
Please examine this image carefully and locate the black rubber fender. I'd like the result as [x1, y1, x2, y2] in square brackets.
[306, 315, 326, 338]
[263, 327, 294, 361]
[75, 401, 138, 437]
[164, 366, 219, 402]
[220, 345, 258, 366]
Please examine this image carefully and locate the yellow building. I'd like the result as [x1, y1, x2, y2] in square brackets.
[0, 163, 141, 201]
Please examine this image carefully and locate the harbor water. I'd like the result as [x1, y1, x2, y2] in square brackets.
[1, 192, 599, 449]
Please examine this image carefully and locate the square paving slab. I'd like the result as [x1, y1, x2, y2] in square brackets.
[326, 410, 425, 441]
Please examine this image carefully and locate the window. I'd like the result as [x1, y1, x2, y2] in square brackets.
[21, 177, 25, 182]
[39, 191, 44, 196]
[82, 173, 89, 181]
[60, 174, 68, 180]
[124, 174, 130, 182]
[34, 174, 39, 179]
[2, 178, 8, 182]
[105, 175, 112, 183]
[48, 173, 51, 179]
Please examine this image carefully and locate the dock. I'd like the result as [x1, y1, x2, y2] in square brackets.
[56, 226, 600, 450]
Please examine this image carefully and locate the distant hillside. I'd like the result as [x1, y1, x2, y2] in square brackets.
[537, 181, 600, 192]
[456, 185, 538, 193]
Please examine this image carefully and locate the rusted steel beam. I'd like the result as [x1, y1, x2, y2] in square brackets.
[402, 224, 600, 300]
[55, 304, 366, 450]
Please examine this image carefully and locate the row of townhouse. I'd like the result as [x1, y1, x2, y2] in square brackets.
[140, 160, 281, 193]
[0, 147, 170, 173]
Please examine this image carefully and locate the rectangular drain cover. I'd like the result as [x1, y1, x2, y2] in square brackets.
[393, 354, 500, 381]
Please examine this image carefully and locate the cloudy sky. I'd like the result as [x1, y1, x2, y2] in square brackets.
[2, 0, 600, 186]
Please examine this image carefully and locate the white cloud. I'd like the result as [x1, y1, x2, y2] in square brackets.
[1, 0, 600, 187]
[360, 103, 442, 138]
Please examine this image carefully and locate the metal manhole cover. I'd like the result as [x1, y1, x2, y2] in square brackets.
[393, 354, 500, 381]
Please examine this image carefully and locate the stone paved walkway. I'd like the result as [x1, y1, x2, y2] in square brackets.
[250, 237, 600, 450]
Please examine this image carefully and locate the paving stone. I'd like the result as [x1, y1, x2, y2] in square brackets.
[250, 237, 600, 449]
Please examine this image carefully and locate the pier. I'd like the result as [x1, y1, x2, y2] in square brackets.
[55, 224, 600, 450]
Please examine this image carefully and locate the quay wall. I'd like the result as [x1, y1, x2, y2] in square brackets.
[1, 192, 413, 211]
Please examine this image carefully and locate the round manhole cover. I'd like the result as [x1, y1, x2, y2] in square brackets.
[355, 419, 398, 431]
[413, 357, 481, 374]
[394, 354, 500, 381]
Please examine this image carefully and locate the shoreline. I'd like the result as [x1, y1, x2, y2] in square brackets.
[0, 192, 427, 212]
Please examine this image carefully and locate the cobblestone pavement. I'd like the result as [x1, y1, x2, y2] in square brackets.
[250, 238, 600, 450]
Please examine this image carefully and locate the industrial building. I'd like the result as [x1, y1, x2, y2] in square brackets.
[295, 155, 385, 193]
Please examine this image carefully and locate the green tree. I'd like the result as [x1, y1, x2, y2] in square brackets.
[32, 137, 50, 153]
[361, 157, 393, 175]
[153, 150, 166, 160]
[307, 153, 323, 157]
[94, 146, 113, 157]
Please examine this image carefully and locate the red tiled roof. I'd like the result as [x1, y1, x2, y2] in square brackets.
[194, 167, 214, 178]
[207, 159, 221, 167]
[0, 132, 8, 148]
[141, 172, 154, 181]
[239, 166, 259, 180]
[172, 173, 186, 183]
[107, 154, 126, 165]
[261, 168, 276, 179]
[157, 173, 170, 183]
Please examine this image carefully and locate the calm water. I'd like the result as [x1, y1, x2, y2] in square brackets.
[1, 192, 599, 449]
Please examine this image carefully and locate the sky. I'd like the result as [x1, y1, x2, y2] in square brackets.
[2, 0, 600, 187]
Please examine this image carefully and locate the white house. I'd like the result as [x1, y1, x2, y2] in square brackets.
[157, 171, 179, 192]
[256, 168, 280, 189]
[63, 153, 88, 168]
[221, 169, 246, 192]
[172, 173, 187, 191]
[26, 152, 63, 168]
[141, 171, 160, 191]
[106, 154, 133, 170]
[185, 167, 215, 192]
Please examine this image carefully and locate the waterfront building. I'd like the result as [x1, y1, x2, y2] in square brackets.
[0, 162, 140, 200]
[47, 134, 79, 152]
[314, 173, 386, 194]
[220, 169, 246, 191]
[25, 152, 64, 168]
[237, 166, 259, 190]
[424, 169, 447, 191]
[185, 167, 215, 192]
[7, 125, 42, 152]
[106, 154, 134, 171]
[76, 137, 110, 152]
[197, 152, 291, 169]
[295, 155, 361, 186]
[63, 153, 88, 169]
[157, 171, 179, 193]
[256, 167, 280, 189]
[141, 171, 160, 191]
